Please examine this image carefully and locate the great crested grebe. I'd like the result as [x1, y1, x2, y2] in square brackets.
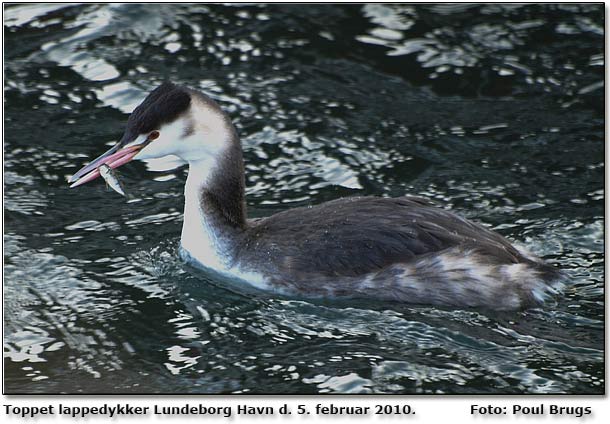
[69, 82, 563, 310]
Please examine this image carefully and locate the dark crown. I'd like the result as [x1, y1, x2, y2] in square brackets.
[120, 82, 191, 144]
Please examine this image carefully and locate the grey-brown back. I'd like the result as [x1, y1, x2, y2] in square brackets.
[239, 196, 527, 276]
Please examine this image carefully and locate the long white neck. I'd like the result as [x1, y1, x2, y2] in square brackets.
[180, 154, 246, 272]
[181, 160, 222, 269]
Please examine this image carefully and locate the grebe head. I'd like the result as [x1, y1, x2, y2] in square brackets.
[68, 82, 235, 187]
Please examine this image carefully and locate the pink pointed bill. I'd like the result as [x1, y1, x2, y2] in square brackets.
[69, 144, 143, 188]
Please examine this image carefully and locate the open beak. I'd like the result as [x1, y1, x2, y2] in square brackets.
[68, 139, 147, 188]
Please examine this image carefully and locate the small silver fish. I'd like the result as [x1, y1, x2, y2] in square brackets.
[99, 164, 127, 197]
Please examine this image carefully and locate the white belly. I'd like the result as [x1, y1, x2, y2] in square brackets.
[180, 233, 272, 292]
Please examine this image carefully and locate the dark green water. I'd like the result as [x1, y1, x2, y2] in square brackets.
[3, 4, 604, 394]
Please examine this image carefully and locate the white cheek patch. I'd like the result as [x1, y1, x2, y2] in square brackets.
[129, 97, 234, 163]
[140, 119, 190, 159]
[128, 117, 188, 161]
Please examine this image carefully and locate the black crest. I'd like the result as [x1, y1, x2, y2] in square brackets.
[120, 82, 191, 144]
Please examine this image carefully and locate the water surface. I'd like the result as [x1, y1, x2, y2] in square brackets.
[3, 4, 604, 394]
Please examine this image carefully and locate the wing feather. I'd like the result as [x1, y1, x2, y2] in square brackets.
[241, 196, 523, 277]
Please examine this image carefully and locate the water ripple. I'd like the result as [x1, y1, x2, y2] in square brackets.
[3, 3, 603, 394]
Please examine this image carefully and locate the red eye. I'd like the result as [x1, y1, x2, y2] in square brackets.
[149, 131, 160, 140]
